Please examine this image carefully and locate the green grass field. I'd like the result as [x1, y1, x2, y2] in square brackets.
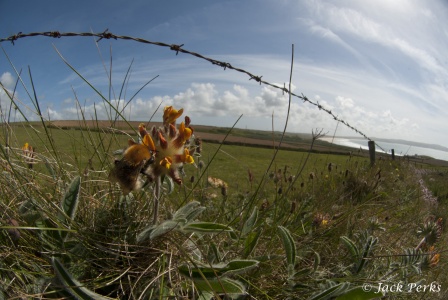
[1, 121, 448, 299]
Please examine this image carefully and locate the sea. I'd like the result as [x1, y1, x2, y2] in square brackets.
[320, 137, 448, 162]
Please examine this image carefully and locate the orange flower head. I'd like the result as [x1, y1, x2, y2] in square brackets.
[110, 106, 197, 193]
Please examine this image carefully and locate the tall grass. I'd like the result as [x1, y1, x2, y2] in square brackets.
[1, 49, 448, 300]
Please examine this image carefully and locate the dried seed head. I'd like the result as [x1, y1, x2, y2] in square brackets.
[185, 115, 191, 127]
[248, 169, 254, 183]
[194, 137, 202, 154]
[290, 201, 296, 213]
[208, 176, 228, 188]
[221, 186, 227, 197]
[260, 199, 269, 211]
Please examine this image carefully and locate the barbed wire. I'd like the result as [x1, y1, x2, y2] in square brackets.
[0, 30, 386, 152]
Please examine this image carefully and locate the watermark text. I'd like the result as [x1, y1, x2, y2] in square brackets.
[362, 281, 441, 294]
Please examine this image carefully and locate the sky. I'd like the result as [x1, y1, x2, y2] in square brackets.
[1, 0, 448, 148]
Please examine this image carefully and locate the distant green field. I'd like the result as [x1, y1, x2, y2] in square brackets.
[3, 122, 366, 188]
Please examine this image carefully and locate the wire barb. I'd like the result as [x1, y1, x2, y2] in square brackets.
[213, 61, 232, 70]
[170, 43, 184, 55]
[96, 28, 117, 42]
[249, 75, 262, 84]
[47, 31, 61, 38]
[9, 32, 22, 45]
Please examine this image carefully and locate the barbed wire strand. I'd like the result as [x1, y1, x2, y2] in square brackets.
[0, 30, 386, 152]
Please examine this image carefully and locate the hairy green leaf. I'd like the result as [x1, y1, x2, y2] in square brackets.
[150, 220, 181, 239]
[51, 257, 112, 300]
[340, 236, 360, 259]
[162, 175, 175, 194]
[242, 207, 258, 236]
[44, 158, 56, 180]
[193, 278, 246, 296]
[183, 222, 233, 233]
[173, 201, 205, 223]
[59, 176, 81, 222]
[277, 226, 296, 267]
[136, 224, 156, 243]
[207, 242, 221, 264]
[356, 236, 377, 274]
[178, 259, 259, 279]
[313, 251, 321, 273]
[243, 229, 261, 258]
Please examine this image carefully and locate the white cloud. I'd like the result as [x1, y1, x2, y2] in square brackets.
[336, 96, 354, 109]
[0, 73, 17, 119]
[0, 72, 15, 89]
[301, 0, 448, 88]
[47, 108, 63, 120]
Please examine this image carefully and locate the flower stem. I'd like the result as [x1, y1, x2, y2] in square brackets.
[153, 176, 161, 224]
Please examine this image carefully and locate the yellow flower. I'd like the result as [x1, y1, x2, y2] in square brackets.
[431, 253, 440, 267]
[139, 123, 156, 151]
[429, 246, 440, 267]
[160, 157, 172, 169]
[158, 131, 168, 150]
[163, 106, 183, 125]
[173, 122, 192, 147]
[313, 213, 330, 228]
[175, 148, 194, 164]
[22, 142, 35, 169]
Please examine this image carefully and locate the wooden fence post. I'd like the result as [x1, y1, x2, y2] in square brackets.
[368, 140, 375, 166]
[391, 149, 395, 160]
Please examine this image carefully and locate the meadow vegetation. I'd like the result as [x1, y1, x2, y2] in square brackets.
[1, 49, 447, 300]
[1, 119, 447, 300]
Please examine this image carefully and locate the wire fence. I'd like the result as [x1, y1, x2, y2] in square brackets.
[0, 30, 385, 151]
